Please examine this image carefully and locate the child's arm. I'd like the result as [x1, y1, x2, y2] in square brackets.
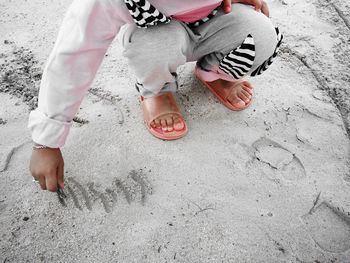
[28, 0, 124, 192]
[223, 0, 269, 17]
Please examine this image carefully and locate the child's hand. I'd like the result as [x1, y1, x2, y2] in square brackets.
[223, 0, 270, 17]
[30, 147, 65, 192]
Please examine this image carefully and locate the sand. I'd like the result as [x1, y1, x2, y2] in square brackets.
[1, 0, 350, 262]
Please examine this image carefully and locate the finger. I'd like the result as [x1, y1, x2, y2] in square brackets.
[45, 173, 58, 192]
[239, 0, 261, 12]
[261, 1, 270, 17]
[36, 175, 47, 190]
[57, 163, 64, 189]
[253, 0, 263, 12]
[223, 0, 232, 13]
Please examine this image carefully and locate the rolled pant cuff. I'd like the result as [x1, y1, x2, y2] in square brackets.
[137, 81, 178, 98]
[195, 65, 239, 82]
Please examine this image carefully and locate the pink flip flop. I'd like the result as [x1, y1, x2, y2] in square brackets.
[140, 92, 188, 140]
[194, 67, 253, 111]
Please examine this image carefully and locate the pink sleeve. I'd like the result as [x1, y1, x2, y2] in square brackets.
[28, 0, 125, 148]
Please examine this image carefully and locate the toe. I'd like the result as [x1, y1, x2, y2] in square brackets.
[232, 99, 246, 108]
[166, 116, 174, 132]
[241, 90, 252, 101]
[242, 82, 253, 94]
[227, 95, 245, 108]
[160, 119, 167, 131]
[238, 92, 250, 104]
[243, 86, 253, 95]
[150, 121, 156, 128]
[155, 119, 161, 129]
[173, 116, 185, 131]
[242, 80, 253, 89]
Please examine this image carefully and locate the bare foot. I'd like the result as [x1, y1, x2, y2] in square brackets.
[207, 79, 253, 109]
[141, 92, 188, 140]
[150, 114, 185, 132]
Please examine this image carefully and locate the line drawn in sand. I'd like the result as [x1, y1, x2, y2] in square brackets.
[56, 188, 67, 207]
[252, 137, 306, 181]
[58, 169, 152, 213]
[0, 141, 31, 173]
[114, 178, 132, 205]
[67, 178, 93, 211]
[89, 88, 125, 125]
[88, 182, 112, 213]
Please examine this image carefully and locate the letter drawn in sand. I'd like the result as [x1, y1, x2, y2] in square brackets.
[114, 178, 132, 205]
[66, 178, 92, 211]
[88, 183, 112, 213]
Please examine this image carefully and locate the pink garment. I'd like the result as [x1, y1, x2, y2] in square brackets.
[172, 2, 221, 23]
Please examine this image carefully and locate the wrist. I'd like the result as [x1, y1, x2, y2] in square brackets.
[33, 142, 59, 150]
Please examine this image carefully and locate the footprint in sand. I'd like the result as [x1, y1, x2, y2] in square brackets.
[302, 202, 350, 253]
[252, 137, 306, 181]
